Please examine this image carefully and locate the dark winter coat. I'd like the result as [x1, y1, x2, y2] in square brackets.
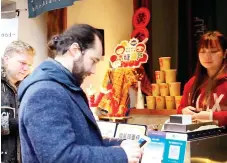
[1, 63, 20, 163]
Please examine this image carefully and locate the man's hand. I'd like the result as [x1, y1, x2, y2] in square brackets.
[121, 140, 143, 163]
[182, 106, 197, 115]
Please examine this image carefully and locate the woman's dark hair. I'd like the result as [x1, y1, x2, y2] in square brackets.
[189, 31, 227, 108]
[48, 24, 104, 57]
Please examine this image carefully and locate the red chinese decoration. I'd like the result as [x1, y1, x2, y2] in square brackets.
[132, 7, 151, 43]
[133, 7, 151, 28]
[131, 28, 149, 42]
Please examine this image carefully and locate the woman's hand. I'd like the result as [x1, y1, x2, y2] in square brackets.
[182, 106, 197, 115]
[192, 111, 211, 120]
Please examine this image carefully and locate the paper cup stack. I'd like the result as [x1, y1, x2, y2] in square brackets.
[146, 57, 182, 110]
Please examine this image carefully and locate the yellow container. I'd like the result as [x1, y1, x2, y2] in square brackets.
[155, 96, 165, 109]
[146, 96, 156, 110]
[159, 57, 171, 71]
[165, 96, 176, 110]
[152, 83, 160, 96]
[159, 83, 169, 96]
[175, 96, 182, 109]
[155, 70, 165, 83]
[169, 82, 181, 96]
[164, 69, 177, 83]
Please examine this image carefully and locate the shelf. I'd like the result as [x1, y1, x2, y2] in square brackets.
[129, 108, 177, 116]
[99, 116, 132, 122]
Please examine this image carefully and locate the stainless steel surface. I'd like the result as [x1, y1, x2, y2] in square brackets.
[185, 134, 227, 163]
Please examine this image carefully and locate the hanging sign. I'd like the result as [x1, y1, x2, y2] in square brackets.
[28, 0, 78, 18]
[110, 38, 148, 69]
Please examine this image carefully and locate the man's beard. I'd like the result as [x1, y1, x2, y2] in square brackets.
[72, 57, 87, 85]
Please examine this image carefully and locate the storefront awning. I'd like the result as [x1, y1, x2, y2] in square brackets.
[28, 0, 78, 18]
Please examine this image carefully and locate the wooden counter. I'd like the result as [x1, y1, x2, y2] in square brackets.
[129, 108, 177, 116]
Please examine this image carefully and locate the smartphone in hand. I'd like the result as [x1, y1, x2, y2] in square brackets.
[138, 135, 150, 148]
[190, 109, 200, 113]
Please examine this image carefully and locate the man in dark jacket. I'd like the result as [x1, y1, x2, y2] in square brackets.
[1, 40, 35, 163]
[18, 24, 143, 163]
